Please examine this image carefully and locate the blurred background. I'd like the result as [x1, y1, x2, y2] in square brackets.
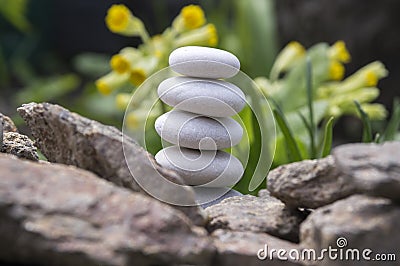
[1, 0, 399, 143]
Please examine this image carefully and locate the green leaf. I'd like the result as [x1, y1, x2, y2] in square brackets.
[15, 74, 80, 104]
[374, 133, 381, 143]
[320, 117, 334, 157]
[306, 56, 316, 158]
[354, 100, 373, 142]
[233, 0, 278, 77]
[273, 109, 302, 162]
[282, 43, 330, 111]
[285, 100, 329, 134]
[298, 112, 312, 158]
[72, 53, 111, 78]
[0, 0, 31, 32]
[382, 97, 400, 141]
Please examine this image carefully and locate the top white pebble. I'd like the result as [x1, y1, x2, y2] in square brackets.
[169, 46, 240, 79]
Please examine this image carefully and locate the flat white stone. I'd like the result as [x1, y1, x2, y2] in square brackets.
[155, 146, 244, 187]
[155, 110, 243, 150]
[158, 76, 246, 117]
[169, 46, 240, 79]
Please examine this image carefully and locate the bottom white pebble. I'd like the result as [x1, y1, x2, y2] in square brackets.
[155, 146, 243, 187]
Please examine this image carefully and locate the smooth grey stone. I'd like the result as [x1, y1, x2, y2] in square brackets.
[155, 110, 243, 150]
[155, 146, 244, 187]
[169, 46, 240, 79]
[158, 76, 245, 117]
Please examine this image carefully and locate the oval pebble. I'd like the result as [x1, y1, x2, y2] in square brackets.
[158, 76, 246, 117]
[155, 110, 243, 150]
[169, 46, 240, 79]
[155, 146, 244, 187]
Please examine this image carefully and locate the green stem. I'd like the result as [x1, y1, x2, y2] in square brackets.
[306, 56, 316, 158]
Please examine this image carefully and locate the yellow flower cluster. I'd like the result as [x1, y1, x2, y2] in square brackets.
[320, 61, 388, 119]
[256, 41, 388, 121]
[327, 41, 351, 81]
[96, 4, 218, 129]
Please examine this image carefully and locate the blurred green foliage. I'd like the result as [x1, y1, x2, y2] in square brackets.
[203, 0, 278, 77]
[0, 0, 31, 32]
[255, 41, 389, 169]
[358, 97, 400, 143]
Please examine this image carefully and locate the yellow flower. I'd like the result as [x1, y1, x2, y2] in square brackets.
[121, 55, 158, 87]
[110, 55, 130, 74]
[106, 5, 131, 32]
[110, 47, 140, 74]
[329, 41, 351, 63]
[175, 23, 218, 47]
[129, 68, 146, 87]
[95, 72, 129, 95]
[360, 103, 387, 120]
[329, 61, 345, 81]
[207, 24, 218, 46]
[331, 87, 379, 109]
[126, 111, 140, 130]
[125, 109, 153, 130]
[148, 35, 167, 59]
[115, 93, 132, 110]
[365, 70, 378, 87]
[334, 61, 388, 94]
[105, 4, 147, 38]
[270, 41, 306, 81]
[181, 5, 205, 30]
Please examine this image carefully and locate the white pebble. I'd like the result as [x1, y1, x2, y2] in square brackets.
[154, 110, 243, 150]
[169, 46, 240, 79]
[158, 76, 245, 117]
[155, 146, 244, 187]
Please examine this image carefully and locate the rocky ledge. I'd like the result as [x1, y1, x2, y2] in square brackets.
[0, 102, 399, 266]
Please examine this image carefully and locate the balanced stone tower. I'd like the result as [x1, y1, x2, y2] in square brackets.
[155, 46, 245, 207]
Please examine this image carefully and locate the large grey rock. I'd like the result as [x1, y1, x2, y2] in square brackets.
[212, 229, 302, 266]
[0, 153, 214, 266]
[17, 102, 205, 225]
[198, 188, 242, 208]
[206, 195, 306, 242]
[267, 156, 357, 209]
[1, 132, 38, 161]
[0, 112, 18, 133]
[333, 142, 400, 202]
[300, 195, 400, 265]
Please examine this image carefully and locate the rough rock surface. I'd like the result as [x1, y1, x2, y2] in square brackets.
[300, 195, 400, 265]
[212, 229, 302, 266]
[1, 132, 38, 161]
[206, 195, 306, 242]
[267, 156, 357, 209]
[0, 112, 18, 133]
[0, 153, 214, 266]
[333, 142, 400, 202]
[17, 102, 205, 225]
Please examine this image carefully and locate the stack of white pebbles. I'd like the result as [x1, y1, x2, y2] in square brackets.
[155, 46, 245, 207]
